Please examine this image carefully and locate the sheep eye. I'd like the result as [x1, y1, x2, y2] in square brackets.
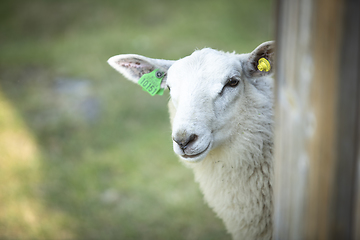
[226, 78, 240, 88]
[167, 86, 171, 91]
[219, 77, 240, 96]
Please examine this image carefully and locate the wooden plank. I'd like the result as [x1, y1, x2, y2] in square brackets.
[273, 0, 316, 238]
[274, 0, 360, 239]
[305, 0, 344, 238]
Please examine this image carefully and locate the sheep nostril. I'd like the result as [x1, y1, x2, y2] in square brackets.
[189, 134, 198, 143]
[173, 134, 198, 150]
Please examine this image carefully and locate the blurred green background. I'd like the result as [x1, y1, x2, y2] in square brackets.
[0, 0, 274, 239]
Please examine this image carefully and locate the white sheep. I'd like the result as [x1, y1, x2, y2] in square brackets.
[107, 41, 275, 240]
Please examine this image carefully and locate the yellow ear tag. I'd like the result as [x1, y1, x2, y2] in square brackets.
[257, 58, 271, 72]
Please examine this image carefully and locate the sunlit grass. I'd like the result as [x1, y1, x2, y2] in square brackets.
[0, 91, 75, 239]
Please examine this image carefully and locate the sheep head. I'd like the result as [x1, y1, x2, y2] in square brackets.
[108, 41, 274, 163]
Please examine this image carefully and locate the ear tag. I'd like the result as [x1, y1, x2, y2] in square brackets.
[138, 69, 165, 96]
[257, 58, 271, 72]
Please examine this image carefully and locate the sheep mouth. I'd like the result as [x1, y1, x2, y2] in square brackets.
[181, 143, 211, 162]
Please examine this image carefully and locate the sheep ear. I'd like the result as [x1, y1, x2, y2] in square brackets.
[107, 54, 175, 88]
[243, 41, 275, 78]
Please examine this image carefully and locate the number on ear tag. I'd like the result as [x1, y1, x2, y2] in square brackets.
[138, 69, 165, 96]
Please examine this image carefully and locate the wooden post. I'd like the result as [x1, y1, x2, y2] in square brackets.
[274, 0, 360, 239]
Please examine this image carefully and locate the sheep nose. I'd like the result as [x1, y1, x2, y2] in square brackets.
[173, 133, 198, 151]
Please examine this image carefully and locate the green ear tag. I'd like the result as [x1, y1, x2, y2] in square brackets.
[138, 69, 165, 96]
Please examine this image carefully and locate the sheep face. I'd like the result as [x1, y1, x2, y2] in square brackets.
[167, 49, 248, 162]
[107, 41, 274, 163]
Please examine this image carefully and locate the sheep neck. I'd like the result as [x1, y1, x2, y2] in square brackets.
[192, 131, 273, 239]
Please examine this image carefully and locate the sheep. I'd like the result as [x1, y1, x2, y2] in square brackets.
[107, 41, 275, 240]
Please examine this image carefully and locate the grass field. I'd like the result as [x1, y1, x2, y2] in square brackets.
[0, 0, 274, 239]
